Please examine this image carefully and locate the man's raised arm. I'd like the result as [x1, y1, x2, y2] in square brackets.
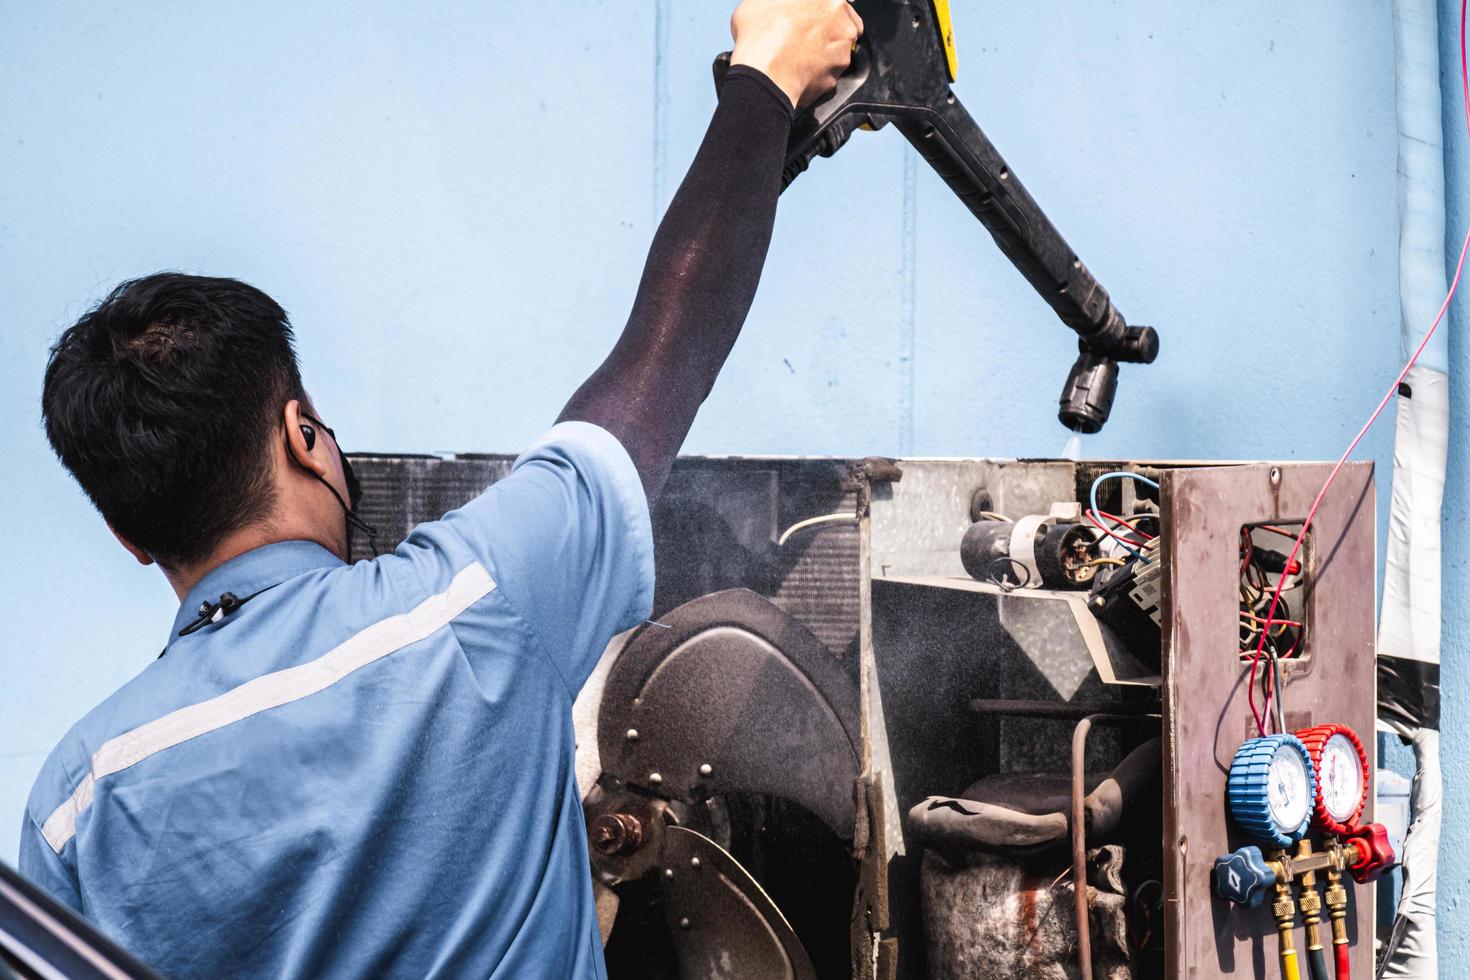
[557, 0, 862, 500]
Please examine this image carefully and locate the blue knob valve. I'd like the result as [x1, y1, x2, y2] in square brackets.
[1214, 846, 1276, 907]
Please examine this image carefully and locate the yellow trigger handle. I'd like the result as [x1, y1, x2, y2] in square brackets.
[929, 0, 958, 81]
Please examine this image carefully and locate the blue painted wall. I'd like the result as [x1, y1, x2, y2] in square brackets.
[1, 0, 1428, 940]
[1434, 0, 1470, 956]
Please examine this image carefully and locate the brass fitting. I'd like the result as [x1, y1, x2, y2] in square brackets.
[1264, 849, 1302, 980]
[1295, 839, 1324, 952]
[1298, 884, 1323, 920]
[1272, 878, 1298, 952]
[1324, 864, 1350, 948]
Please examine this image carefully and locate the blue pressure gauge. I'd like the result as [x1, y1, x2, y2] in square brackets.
[1226, 734, 1315, 849]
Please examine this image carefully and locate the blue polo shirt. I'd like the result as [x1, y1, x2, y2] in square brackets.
[19, 421, 653, 978]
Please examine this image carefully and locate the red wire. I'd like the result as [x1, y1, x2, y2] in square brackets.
[1097, 510, 1154, 538]
[1086, 510, 1149, 550]
[1241, 613, 1304, 628]
[1250, 0, 1470, 736]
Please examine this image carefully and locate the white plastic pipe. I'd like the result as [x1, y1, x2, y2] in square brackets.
[1378, 0, 1449, 974]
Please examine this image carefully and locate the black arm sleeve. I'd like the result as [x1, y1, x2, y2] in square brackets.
[557, 66, 793, 500]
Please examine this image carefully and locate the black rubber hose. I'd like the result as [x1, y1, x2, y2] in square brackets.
[1308, 944, 1332, 980]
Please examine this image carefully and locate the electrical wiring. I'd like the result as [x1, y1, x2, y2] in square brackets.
[1247, 0, 1470, 735]
[1125, 511, 1161, 533]
[777, 512, 858, 546]
[1089, 472, 1160, 560]
[1256, 626, 1303, 727]
[1240, 527, 1304, 730]
[1097, 510, 1155, 540]
[1240, 612, 1302, 629]
[1248, 219, 1470, 736]
[1086, 511, 1149, 556]
[987, 555, 1035, 591]
[1131, 879, 1164, 951]
[1268, 641, 1286, 733]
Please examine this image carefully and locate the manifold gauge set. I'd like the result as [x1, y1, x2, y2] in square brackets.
[1214, 724, 1390, 980]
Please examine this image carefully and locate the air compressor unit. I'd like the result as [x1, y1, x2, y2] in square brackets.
[351, 453, 1384, 980]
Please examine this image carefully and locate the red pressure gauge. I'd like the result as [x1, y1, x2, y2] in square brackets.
[1296, 723, 1370, 834]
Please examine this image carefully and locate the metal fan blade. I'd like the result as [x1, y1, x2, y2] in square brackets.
[658, 826, 817, 980]
[593, 879, 620, 946]
[597, 589, 861, 838]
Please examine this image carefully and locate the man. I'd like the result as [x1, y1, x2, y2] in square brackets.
[20, 1, 862, 975]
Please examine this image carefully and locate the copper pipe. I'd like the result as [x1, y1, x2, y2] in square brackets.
[1072, 716, 1095, 980]
[1069, 713, 1151, 980]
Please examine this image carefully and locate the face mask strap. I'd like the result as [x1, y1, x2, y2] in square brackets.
[293, 413, 381, 558]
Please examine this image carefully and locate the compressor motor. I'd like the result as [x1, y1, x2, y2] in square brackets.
[960, 503, 1102, 590]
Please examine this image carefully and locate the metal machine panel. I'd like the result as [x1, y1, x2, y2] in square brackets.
[1160, 463, 1376, 977]
[351, 452, 1382, 979]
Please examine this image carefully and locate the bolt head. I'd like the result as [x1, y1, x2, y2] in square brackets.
[589, 812, 645, 857]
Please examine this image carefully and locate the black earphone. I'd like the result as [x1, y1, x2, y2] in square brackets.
[286, 416, 379, 558]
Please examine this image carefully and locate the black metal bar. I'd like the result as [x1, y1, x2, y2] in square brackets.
[0, 861, 160, 979]
[969, 698, 1161, 721]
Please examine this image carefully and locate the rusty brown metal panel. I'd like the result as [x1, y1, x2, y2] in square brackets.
[1160, 463, 1376, 978]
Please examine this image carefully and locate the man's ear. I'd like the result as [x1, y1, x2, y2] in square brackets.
[282, 398, 330, 479]
[108, 524, 154, 566]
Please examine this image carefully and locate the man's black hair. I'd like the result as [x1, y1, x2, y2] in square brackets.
[42, 273, 306, 568]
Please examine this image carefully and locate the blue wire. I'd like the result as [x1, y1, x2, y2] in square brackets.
[1089, 471, 1161, 561]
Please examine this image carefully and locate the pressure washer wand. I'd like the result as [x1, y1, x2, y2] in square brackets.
[713, 0, 1159, 433]
[888, 98, 1158, 433]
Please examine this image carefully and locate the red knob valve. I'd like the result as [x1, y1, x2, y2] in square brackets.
[1346, 822, 1395, 883]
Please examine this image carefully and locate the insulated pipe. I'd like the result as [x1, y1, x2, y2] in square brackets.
[1379, 0, 1450, 974]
